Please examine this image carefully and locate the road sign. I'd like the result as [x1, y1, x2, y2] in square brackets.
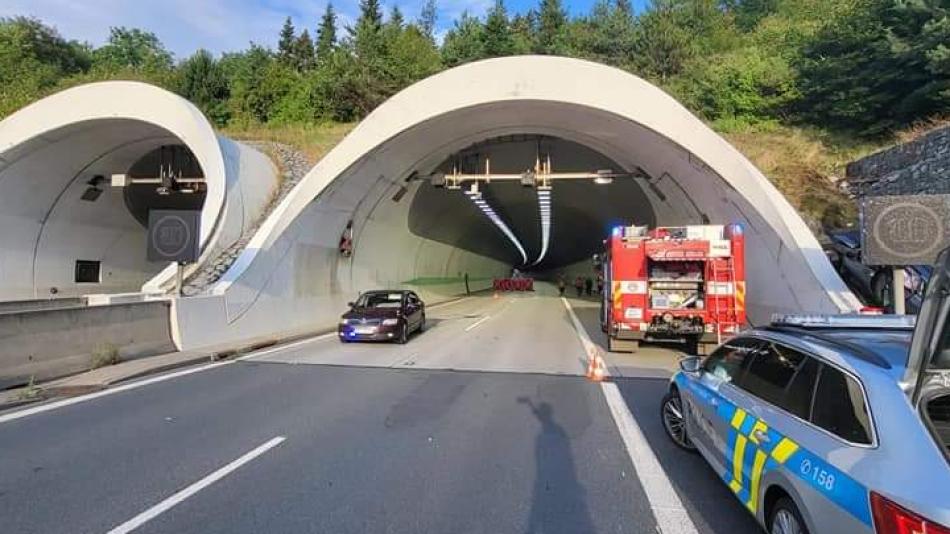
[147, 210, 200, 263]
[860, 194, 950, 266]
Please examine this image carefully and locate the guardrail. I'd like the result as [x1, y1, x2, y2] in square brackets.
[0, 297, 87, 316]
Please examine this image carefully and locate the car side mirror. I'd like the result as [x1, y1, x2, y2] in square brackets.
[679, 356, 702, 374]
[347, 302, 355, 308]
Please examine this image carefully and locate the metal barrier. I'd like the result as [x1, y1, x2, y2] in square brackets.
[493, 278, 534, 292]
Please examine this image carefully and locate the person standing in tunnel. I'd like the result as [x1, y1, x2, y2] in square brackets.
[584, 276, 593, 297]
[574, 276, 584, 297]
[557, 275, 566, 296]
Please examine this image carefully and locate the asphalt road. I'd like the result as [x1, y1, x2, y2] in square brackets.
[0, 287, 760, 534]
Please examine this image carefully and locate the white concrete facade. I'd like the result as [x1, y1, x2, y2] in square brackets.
[0, 82, 277, 300]
[172, 56, 859, 351]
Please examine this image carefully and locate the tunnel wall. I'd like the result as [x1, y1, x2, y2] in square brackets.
[172, 56, 860, 350]
[0, 82, 278, 300]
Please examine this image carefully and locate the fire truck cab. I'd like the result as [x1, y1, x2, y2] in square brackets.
[600, 224, 746, 354]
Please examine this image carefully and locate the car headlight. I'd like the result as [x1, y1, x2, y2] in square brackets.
[382, 318, 399, 326]
[339, 319, 349, 326]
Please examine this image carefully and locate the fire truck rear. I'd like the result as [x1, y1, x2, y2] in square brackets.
[600, 224, 746, 354]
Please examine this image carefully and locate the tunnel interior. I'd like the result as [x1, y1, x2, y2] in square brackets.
[409, 135, 657, 274]
[0, 119, 206, 300]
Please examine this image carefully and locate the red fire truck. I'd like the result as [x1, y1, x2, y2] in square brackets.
[600, 224, 746, 354]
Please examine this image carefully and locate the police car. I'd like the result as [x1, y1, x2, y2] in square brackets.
[661, 248, 950, 534]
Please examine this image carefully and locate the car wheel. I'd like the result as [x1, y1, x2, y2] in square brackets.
[660, 390, 695, 451]
[769, 497, 809, 534]
[397, 324, 408, 344]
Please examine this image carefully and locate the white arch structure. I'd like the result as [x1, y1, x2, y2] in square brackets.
[0, 81, 277, 301]
[174, 56, 859, 350]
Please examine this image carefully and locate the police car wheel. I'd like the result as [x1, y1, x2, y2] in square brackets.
[769, 497, 809, 534]
[660, 391, 695, 451]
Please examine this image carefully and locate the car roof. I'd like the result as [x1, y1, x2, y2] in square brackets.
[752, 327, 912, 382]
[362, 289, 408, 295]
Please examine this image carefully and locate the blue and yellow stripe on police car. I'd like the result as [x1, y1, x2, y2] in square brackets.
[677, 375, 874, 527]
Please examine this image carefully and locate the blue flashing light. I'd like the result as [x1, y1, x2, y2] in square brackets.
[612, 226, 623, 237]
[731, 222, 744, 235]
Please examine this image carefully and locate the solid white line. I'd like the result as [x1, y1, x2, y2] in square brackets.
[106, 436, 286, 534]
[560, 298, 698, 534]
[560, 297, 603, 375]
[464, 314, 492, 332]
[236, 332, 337, 361]
[0, 361, 232, 425]
[601, 383, 698, 534]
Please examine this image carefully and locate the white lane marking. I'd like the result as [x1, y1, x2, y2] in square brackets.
[560, 297, 603, 375]
[601, 383, 698, 533]
[0, 361, 232, 425]
[464, 315, 492, 332]
[561, 298, 698, 534]
[236, 332, 337, 361]
[106, 436, 286, 534]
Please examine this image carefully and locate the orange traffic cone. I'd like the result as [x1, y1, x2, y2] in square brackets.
[587, 352, 607, 382]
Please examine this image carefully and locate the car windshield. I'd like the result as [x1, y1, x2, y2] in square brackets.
[355, 292, 403, 309]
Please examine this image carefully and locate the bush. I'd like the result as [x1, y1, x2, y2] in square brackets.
[90, 342, 121, 369]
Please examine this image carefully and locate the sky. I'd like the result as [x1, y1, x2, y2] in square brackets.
[0, 0, 648, 58]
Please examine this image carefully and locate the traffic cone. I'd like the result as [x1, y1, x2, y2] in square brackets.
[587, 351, 607, 382]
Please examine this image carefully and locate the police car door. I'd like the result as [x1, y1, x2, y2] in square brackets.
[693, 337, 763, 476]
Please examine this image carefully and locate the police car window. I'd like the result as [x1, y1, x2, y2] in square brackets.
[782, 356, 820, 420]
[703, 338, 761, 384]
[811, 366, 872, 444]
[740, 343, 806, 408]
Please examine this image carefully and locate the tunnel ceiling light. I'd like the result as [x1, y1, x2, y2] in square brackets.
[463, 191, 528, 265]
[532, 189, 553, 266]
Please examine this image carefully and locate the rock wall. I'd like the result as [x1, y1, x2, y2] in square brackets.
[847, 126, 950, 196]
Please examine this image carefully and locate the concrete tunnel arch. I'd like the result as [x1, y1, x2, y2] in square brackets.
[175, 56, 860, 350]
[0, 81, 278, 301]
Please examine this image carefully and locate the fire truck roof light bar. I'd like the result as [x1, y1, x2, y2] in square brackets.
[464, 191, 528, 265]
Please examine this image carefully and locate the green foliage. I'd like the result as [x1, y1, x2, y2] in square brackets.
[797, 0, 950, 135]
[442, 12, 485, 67]
[0, 0, 947, 144]
[93, 27, 173, 72]
[177, 49, 230, 126]
[316, 4, 338, 61]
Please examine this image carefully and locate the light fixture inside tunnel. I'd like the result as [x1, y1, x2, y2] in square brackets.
[464, 185, 528, 265]
[532, 187, 552, 266]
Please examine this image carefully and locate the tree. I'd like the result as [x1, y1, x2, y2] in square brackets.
[93, 27, 173, 71]
[277, 17, 296, 64]
[536, 0, 567, 55]
[483, 0, 515, 57]
[797, 0, 950, 135]
[441, 12, 485, 66]
[388, 5, 405, 30]
[351, 0, 384, 59]
[419, 0, 438, 41]
[177, 49, 230, 125]
[293, 29, 315, 71]
[631, 2, 693, 80]
[0, 17, 91, 117]
[316, 3, 338, 61]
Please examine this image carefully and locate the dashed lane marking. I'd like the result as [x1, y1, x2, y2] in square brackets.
[106, 436, 287, 534]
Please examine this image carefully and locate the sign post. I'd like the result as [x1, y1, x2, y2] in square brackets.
[860, 194, 950, 314]
[147, 210, 201, 296]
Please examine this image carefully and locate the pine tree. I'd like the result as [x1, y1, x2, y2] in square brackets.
[294, 29, 315, 71]
[615, 0, 633, 19]
[277, 17, 296, 64]
[536, 0, 567, 55]
[352, 0, 384, 59]
[316, 3, 337, 60]
[389, 5, 405, 29]
[441, 11, 485, 67]
[418, 0, 438, 40]
[483, 0, 514, 58]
